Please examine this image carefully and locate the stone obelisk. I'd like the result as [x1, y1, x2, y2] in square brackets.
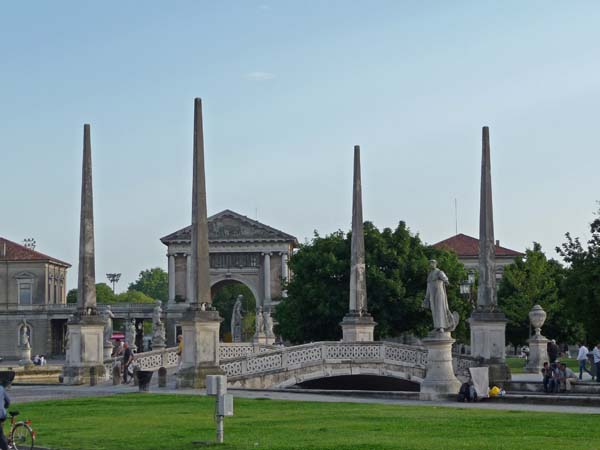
[63, 124, 107, 385]
[340, 145, 376, 342]
[468, 126, 510, 382]
[176, 98, 223, 389]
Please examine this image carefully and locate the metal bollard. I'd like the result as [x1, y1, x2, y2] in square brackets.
[206, 375, 234, 444]
[158, 367, 167, 388]
[113, 365, 121, 385]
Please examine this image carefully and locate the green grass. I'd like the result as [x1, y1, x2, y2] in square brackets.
[5, 394, 599, 450]
[507, 357, 579, 374]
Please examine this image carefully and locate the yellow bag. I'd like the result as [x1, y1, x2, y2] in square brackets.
[489, 386, 501, 397]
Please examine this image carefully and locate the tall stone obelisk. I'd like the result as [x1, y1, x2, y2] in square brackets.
[176, 98, 223, 389]
[340, 145, 376, 342]
[469, 126, 510, 382]
[63, 124, 107, 385]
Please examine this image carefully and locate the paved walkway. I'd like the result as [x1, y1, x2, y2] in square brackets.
[7, 380, 600, 415]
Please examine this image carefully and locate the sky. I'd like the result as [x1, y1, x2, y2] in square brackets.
[1, 1, 599, 292]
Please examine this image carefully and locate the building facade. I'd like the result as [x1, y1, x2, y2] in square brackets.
[0, 237, 71, 359]
[432, 233, 523, 278]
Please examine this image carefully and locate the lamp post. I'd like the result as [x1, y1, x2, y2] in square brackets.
[23, 238, 36, 250]
[106, 273, 121, 293]
[459, 270, 476, 308]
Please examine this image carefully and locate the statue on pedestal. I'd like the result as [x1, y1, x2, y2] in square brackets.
[255, 306, 264, 335]
[263, 308, 274, 338]
[20, 319, 31, 349]
[152, 301, 166, 349]
[422, 260, 459, 333]
[103, 305, 115, 346]
[126, 319, 137, 352]
[231, 295, 244, 343]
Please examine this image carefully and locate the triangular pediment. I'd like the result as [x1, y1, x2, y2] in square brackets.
[161, 209, 298, 245]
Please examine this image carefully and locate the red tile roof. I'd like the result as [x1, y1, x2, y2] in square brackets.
[0, 237, 71, 267]
[432, 233, 523, 258]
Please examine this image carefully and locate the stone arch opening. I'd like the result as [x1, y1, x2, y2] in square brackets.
[211, 279, 258, 342]
[294, 374, 420, 392]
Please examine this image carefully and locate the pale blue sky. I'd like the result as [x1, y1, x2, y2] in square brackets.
[1, 1, 599, 291]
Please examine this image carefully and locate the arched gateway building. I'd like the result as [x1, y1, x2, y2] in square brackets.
[160, 209, 298, 344]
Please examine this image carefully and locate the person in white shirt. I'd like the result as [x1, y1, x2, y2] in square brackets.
[577, 343, 593, 380]
[593, 343, 600, 383]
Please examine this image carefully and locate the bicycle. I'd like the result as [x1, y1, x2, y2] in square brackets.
[5, 410, 35, 450]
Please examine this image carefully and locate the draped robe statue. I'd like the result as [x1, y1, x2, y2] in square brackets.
[422, 260, 459, 332]
[231, 295, 243, 343]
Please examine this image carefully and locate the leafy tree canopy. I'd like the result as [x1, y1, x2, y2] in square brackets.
[128, 267, 168, 301]
[556, 207, 600, 344]
[67, 284, 154, 304]
[497, 242, 578, 346]
[115, 290, 156, 304]
[275, 221, 470, 344]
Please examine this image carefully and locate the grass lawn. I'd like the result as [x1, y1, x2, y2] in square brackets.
[506, 357, 578, 374]
[6, 394, 599, 450]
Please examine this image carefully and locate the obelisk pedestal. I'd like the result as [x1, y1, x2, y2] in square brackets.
[176, 98, 223, 389]
[469, 311, 510, 381]
[18, 343, 33, 367]
[63, 124, 106, 385]
[420, 331, 461, 400]
[340, 145, 376, 342]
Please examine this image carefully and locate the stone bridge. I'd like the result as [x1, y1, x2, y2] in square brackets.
[125, 341, 478, 390]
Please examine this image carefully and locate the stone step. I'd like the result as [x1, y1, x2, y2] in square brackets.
[505, 380, 600, 394]
[492, 392, 600, 407]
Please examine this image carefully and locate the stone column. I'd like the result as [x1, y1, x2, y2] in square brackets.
[168, 254, 176, 303]
[468, 126, 510, 383]
[177, 98, 223, 389]
[186, 254, 193, 303]
[281, 252, 289, 282]
[263, 252, 271, 306]
[340, 145, 376, 342]
[63, 124, 107, 385]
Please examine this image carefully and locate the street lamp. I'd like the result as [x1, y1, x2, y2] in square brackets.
[23, 238, 36, 250]
[460, 270, 476, 308]
[106, 273, 121, 293]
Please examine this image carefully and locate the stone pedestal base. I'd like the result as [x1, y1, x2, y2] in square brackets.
[176, 308, 223, 389]
[469, 310, 510, 383]
[18, 345, 32, 366]
[104, 343, 113, 361]
[525, 334, 548, 374]
[63, 315, 106, 385]
[340, 313, 376, 342]
[420, 331, 461, 400]
[253, 333, 275, 346]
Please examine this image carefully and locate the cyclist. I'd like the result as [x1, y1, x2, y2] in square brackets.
[0, 377, 11, 450]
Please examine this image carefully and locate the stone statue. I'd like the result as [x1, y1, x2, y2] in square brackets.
[263, 308, 274, 338]
[152, 301, 166, 349]
[64, 327, 70, 351]
[152, 300, 163, 326]
[422, 260, 459, 332]
[20, 320, 30, 348]
[103, 305, 115, 345]
[255, 306, 264, 335]
[231, 295, 244, 343]
[126, 319, 137, 351]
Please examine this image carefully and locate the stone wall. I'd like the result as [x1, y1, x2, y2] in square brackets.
[0, 314, 51, 359]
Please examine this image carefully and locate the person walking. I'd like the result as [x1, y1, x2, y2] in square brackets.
[593, 343, 600, 383]
[577, 343, 593, 380]
[0, 378, 11, 450]
[547, 339, 559, 363]
[122, 343, 134, 384]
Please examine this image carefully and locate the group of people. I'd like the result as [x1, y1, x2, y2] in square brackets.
[541, 342, 600, 393]
[32, 354, 47, 366]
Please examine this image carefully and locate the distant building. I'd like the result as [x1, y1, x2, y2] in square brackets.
[432, 233, 523, 278]
[0, 237, 71, 358]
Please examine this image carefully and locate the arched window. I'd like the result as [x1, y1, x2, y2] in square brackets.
[15, 272, 35, 305]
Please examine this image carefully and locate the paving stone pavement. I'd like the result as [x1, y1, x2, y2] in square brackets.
[6, 379, 600, 415]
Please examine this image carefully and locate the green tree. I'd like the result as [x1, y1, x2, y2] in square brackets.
[275, 221, 469, 344]
[115, 290, 156, 304]
[128, 268, 168, 301]
[497, 243, 575, 347]
[66, 283, 116, 304]
[557, 207, 600, 344]
[212, 283, 256, 341]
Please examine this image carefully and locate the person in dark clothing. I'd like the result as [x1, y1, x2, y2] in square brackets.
[547, 340, 559, 363]
[122, 343, 134, 384]
[0, 378, 11, 450]
[541, 362, 552, 393]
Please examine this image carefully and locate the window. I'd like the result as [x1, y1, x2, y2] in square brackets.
[16, 273, 35, 305]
